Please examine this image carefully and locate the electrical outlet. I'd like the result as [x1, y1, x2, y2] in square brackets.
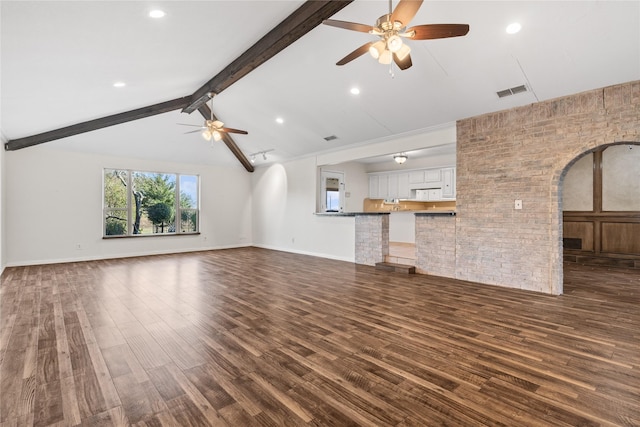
[515, 199, 522, 210]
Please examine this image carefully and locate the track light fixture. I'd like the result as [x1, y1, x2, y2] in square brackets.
[248, 149, 274, 163]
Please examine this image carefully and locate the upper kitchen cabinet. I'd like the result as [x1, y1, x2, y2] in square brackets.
[369, 175, 381, 199]
[397, 173, 410, 199]
[370, 173, 409, 200]
[369, 167, 456, 201]
[441, 168, 456, 199]
[408, 169, 442, 189]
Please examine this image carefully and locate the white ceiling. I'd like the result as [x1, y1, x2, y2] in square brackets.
[2, 1, 639, 168]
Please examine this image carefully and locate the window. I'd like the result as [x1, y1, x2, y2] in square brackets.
[103, 169, 199, 237]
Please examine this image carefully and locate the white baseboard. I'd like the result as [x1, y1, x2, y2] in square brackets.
[4, 243, 253, 268]
[251, 244, 355, 263]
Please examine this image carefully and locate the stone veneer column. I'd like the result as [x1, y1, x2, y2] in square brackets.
[415, 212, 456, 278]
[354, 213, 389, 266]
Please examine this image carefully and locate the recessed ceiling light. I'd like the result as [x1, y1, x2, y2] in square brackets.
[113, 81, 126, 88]
[506, 22, 521, 34]
[350, 87, 360, 95]
[149, 10, 166, 18]
[275, 117, 284, 124]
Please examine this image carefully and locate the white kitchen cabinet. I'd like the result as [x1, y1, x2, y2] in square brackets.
[409, 170, 425, 184]
[428, 188, 443, 200]
[378, 175, 389, 199]
[416, 188, 443, 201]
[397, 173, 410, 199]
[424, 169, 442, 183]
[409, 168, 442, 189]
[370, 168, 455, 200]
[369, 174, 390, 199]
[442, 168, 456, 199]
[388, 174, 399, 199]
[369, 175, 380, 199]
[442, 167, 456, 199]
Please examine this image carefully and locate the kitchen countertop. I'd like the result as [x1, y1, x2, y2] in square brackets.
[314, 212, 390, 217]
[413, 211, 456, 216]
[315, 211, 456, 216]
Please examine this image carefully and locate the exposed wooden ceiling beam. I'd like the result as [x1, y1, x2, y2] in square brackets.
[197, 104, 254, 173]
[182, 0, 354, 114]
[4, 96, 191, 151]
[4, 0, 354, 172]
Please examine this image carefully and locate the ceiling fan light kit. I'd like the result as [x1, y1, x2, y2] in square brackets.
[323, 0, 469, 71]
[179, 93, 248, 144]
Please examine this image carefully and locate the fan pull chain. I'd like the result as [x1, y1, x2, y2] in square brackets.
[389, 62, 395, 78]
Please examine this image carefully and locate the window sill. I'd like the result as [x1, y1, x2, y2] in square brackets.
[103, 232, 201, 239]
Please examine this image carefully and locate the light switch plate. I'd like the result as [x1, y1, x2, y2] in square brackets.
[515, 199, 522, 210]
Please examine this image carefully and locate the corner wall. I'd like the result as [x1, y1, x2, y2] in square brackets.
[251, 157, 355, 262]
[4, 147, 253, 266]
[0, 136, 4, 276]
[456, 81, 640, 294]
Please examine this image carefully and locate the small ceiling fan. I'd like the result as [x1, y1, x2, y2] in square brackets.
[323, 0, 469, 70]
[178, 93, 248, 142]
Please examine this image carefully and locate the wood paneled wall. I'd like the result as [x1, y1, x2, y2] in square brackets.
[563, 147, 640, 268]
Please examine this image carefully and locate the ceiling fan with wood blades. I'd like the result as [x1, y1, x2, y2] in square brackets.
[323, 0, 469, 71]
[178, 93, 248, 142]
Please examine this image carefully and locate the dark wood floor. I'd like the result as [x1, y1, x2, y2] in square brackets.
[1, 248, 638, 426]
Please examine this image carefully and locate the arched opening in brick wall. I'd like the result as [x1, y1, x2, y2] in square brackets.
[558, 141, 640, 292]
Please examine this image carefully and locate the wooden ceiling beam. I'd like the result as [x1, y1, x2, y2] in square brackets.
[197, 104, 254, 173]
[4, 96, 191, 151]
[4, 0, 354, 172]
[182, 0, 354, 114]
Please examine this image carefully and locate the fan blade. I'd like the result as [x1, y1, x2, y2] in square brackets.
[184, 130, 202, 134]
[337, 42, 374, 66]
[406, 24, 469, 40]
[391, 0, 423, 26]
[177, 123, 204, 128]
[221, 128, 248, 135]
[393, 52, 412, 70]
[323, 19, 374, 33]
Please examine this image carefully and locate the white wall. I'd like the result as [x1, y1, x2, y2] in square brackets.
[0, 136, 5, 275]
[252, 158, 355, 262]
[317, 124, 455, 165]
[4, 147, 252, 266]
[563, 153, 593, 211]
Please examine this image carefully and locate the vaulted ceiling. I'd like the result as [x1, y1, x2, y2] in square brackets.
[2, 1, 639, 169]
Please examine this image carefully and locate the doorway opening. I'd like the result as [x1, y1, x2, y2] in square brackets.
[319, 170, 344, 213]
[561, 142, 640, 275]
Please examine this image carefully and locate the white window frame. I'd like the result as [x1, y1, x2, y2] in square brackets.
[102, 168, 200, 237]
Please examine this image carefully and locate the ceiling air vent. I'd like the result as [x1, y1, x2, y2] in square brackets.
[497, 84, 528, 98]
[323, 135, 338, 141]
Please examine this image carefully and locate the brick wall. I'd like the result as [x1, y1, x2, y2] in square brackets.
[415, 214, 456, 278]
[355, 214, 389, 266]
[456, 81, 640, 294]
